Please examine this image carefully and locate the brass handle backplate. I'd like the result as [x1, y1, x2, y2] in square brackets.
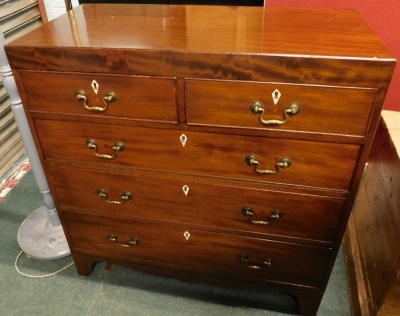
[238, 254, 272, 270]
[242, 207, 283, 225]
[246, 154, 292, 175]
[76, 89, 117, 112]
[250, 101, 300, 125]
[97, 189, 132, 205]
[107, 233, 139, 248]
[86, 138, 125, 159]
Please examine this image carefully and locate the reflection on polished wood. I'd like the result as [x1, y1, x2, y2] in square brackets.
[78, 0, 264, 6]
[6, 4, 394, 84]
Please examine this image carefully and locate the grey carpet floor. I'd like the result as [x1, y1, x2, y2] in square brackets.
[0, 170, 351, 315]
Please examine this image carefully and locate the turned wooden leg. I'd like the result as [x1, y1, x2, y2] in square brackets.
[290, 291, 324, 316]
[72, 253, 96, 276]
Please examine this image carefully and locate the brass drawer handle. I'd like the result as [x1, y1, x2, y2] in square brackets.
[86, 138, 125, 159]
[250, 101, 300, 125]
[242, 207, 283, 225]
[107, 233, 139, 248]
[245, 154, 292, 175]
[97, 189, 132, 205]
[75, 89, 117, 112]
[238, 254, 272, 270]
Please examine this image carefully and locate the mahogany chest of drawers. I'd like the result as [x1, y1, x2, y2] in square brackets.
[5, 4, 396, 315]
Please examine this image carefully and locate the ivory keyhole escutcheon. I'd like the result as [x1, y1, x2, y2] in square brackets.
[180, 134, 187, 147]
[272, 89, 281, 105]
[182, 185, 189, 196]
[184, 231, 190, 241]
[91, 80, 99, 94]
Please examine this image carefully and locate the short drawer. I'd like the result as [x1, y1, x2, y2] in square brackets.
[19, 71, 178, 123]
[64, 211, 331, 289]
[50, 166, 346, 245]
[35, 119, 360, 191]
[186, 79, 377, 137]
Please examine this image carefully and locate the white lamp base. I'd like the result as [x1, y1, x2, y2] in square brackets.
[17, 206, 71, 260]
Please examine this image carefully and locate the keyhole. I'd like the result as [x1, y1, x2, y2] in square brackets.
[272, 89, 281, 105]
[182, 185, 189, 196]
[184, 231, 190, 240]
[91, 80, 99, 94]
[180, 134, 187, 147]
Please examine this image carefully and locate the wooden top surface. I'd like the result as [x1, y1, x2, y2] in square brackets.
[6, 4, 395, 60]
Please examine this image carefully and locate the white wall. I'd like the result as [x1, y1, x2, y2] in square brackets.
[44, 0, 80, 21]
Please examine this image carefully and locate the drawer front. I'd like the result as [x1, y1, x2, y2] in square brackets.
[36, 119, 360, 190]
[64, 211, 331, 289]
[20, 71, 178, 123]
[50, 166, 346, 244]
[186, 79, 377, 137]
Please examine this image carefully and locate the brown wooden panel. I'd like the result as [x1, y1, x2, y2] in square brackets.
[372, 123, 400, 236]
[352, 182, 388, 308]
[6, 5, 393, 64]
[379, 277, 400, 315]
[78, 0, 264, 6]
[186, 79, 377, 137]
[20, 71, 178, 123]
[49, 166, 346, 245]
[5, 6, 395, 92]
[35, 119, 360, 190]
[342, 214, 375, 316]
[348, 118, 400, 313]
[344, 117, 400, 316]
[63, 211, 332, 289]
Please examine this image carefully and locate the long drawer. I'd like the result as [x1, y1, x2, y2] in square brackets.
[19, 71, 178, 123]
[63, 211, 331, 289]
[49, 166, 346, 245]
[186, 79, 377, 137]
[35, 119, 360, 191]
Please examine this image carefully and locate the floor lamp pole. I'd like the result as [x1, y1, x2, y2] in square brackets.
[0, 29, 70, 260]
